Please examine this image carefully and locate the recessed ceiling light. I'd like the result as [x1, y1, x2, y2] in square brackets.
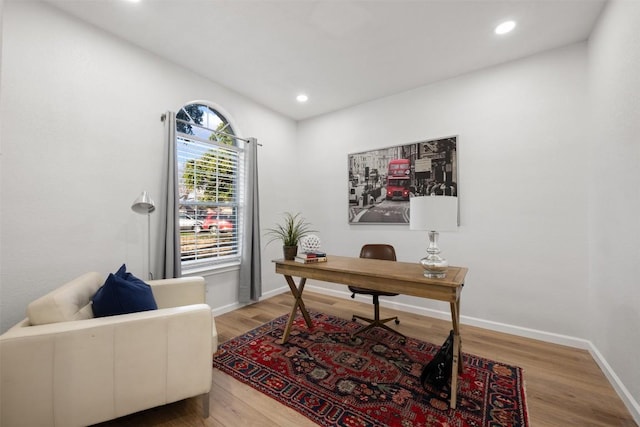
[495, 20, 516, 35]
[296, 94, 309, 103]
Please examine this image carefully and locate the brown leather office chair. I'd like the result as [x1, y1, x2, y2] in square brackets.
[349, 244, 406, 344]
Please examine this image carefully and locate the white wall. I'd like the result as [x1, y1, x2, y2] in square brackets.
[588, 0, 640, 414]
[295, 43, 590, 339]
[0, 0, 3, 90]
[290, 4, 640, 417]
[1, 0, 638, 420]
[0, 1, 298, 331]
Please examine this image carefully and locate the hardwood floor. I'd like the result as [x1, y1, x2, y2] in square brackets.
[95, 291, 637, 427]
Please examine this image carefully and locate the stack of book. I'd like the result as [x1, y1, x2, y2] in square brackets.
[294, 251, 327, 264]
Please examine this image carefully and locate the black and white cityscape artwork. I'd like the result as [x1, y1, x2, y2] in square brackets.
[348, 136, 458, 224]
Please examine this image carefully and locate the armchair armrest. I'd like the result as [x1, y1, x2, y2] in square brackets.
[147, 276, 217, 352]
[1, 304, 213, 427]
[148, 276, 206, 308]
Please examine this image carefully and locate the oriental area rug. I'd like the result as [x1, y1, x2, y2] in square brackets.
[213, 311, 529, 427]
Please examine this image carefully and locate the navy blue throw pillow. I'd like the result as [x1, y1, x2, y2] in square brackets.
[114, 263, 149, 287]
[92, 264, 158, 318]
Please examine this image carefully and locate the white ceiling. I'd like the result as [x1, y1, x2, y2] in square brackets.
[45, 0, 605, 121]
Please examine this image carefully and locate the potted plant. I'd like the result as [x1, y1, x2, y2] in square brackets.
[266, 212, 316, 260]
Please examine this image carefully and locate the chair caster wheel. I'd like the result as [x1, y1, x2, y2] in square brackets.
[394, 319, 400, 325]
[399, 339, 406, 345]
[352, 316, 356, 321]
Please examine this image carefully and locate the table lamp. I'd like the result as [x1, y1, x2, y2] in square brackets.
[131, 191, 156, 280]
[409, 195, 458, 278]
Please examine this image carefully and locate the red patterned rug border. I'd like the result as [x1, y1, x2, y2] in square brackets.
[213, 311, 529, 427]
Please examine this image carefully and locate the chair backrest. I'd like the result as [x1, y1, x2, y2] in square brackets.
[359, 244, 397, 261]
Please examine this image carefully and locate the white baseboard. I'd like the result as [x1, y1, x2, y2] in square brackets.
[210, 286, 293, 317]
[587, 342, 640, 425]
[211, 302, 242, 317]
[212, 285, 639, 423]
[301, 285, 640, 423]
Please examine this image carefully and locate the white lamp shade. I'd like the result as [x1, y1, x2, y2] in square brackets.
[131, 191, 156, 214]
[409, 196, 458, 231]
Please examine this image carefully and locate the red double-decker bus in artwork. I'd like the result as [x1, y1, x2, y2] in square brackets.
[386, 158, 411, 200]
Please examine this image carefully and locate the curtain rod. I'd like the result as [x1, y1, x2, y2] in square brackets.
[161, 113, 260, 145]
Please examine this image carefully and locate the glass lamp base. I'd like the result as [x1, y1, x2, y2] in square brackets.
[420, 230, 448, 278]
[420, 255, 448, 278]
[423, 269, 447, 279]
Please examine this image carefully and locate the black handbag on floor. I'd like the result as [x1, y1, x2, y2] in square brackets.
[420, 330, 454, 389]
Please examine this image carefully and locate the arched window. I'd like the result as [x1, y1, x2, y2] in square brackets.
[175, 103, 242, 269]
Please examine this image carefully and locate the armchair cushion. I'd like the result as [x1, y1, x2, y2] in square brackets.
[27, 272, 103, 326]
[92, 265, 157, 318]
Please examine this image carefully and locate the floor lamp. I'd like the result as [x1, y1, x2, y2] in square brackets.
[131, 191, 156, 280]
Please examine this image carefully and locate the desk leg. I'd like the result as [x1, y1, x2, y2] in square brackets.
[449, 297, 463, 409]
[281, 276, 313, 344]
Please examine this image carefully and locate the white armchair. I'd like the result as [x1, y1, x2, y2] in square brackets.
[0, 273, 217, 427]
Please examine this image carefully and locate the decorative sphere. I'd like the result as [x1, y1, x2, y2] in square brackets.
[300, 234, 322, 252]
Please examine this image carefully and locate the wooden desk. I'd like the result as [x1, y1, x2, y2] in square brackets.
[274, 255, 468, 409]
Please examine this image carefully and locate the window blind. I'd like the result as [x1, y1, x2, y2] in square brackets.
[176, 132, 242, 268]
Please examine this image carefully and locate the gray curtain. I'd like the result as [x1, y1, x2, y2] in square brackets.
[156, 111, 181, 279]
[239, 137, 262, 302]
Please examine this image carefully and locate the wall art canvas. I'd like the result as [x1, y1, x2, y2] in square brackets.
[348, 136, 458, 224]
